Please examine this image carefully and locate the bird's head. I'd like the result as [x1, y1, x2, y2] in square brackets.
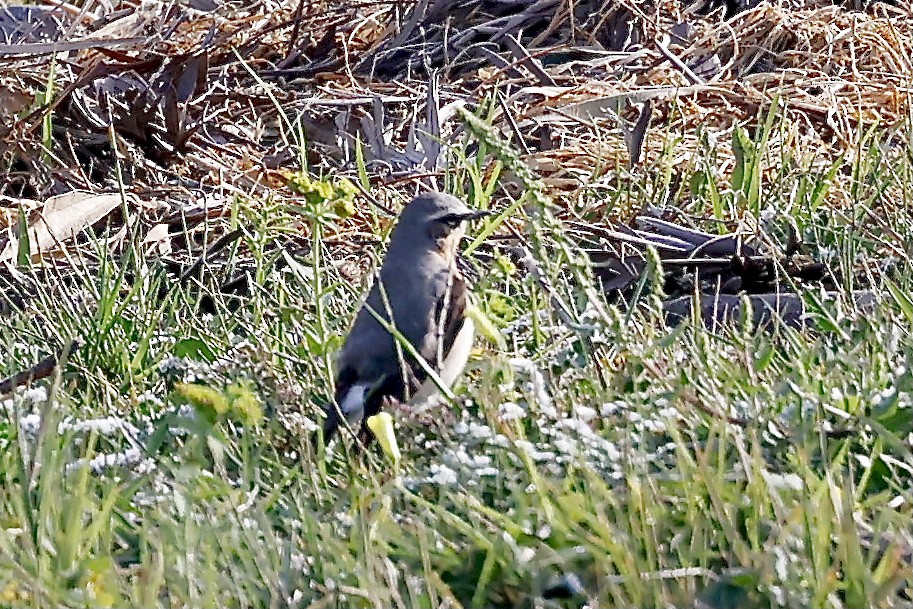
[392, 193, 490, 258]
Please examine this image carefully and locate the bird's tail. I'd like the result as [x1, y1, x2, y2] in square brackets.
[319, 405, 342, 443]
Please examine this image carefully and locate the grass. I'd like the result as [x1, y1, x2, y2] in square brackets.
[0, 104, 912, 609]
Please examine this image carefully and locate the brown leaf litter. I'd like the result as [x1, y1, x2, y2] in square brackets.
[0, 0, 910, 328]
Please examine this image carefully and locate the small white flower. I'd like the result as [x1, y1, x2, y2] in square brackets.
[600, 440, 621, 461]
[574, 406, 597, 422]
[510, 358, 553, 411]
[280, 412, 318, 433]
[22, 386, 48, 403]
[498, 402, 526, 421]
[136, 391, 163, 406]
[817, 245, 837, 262]
[600, 401, 625, 416]
[236, 488, 259, 514]
[536, 401, 558, 418]
[514, 440, 533, 453]
[287, 589, 304, 605]
[159, 357, 184, 373]
[428, 464, 458, 485]
[515, 547, 535, 565]
[532, 449, 556, 462]
[19, 413, 42, 435]
[643, 419, 667, 433]
[59, 416, 138, 436]
[135, 459, 157, 474]
[876, 387, 896, 402]
[554, 438, 576, 455]
[557, 417, 591, 435]
[471, 454, 492, 468]
[773, 546, 788, 581]
[69, 448, 145, 474]
[762, 470, 803, 491]
[290, 553, 307, 571]
[468, 422, 493, 440]
[488, 434, 510, 448]
[770, 585, 785, 606]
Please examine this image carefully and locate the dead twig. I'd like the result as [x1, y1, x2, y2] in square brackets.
[0, 341, 79, 396]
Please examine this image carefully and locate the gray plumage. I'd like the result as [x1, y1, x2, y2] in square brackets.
[322, 192, 488, 442]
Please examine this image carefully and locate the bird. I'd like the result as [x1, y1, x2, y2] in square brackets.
[321, 192, 490, 444]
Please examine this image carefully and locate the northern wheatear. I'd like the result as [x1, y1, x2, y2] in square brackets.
[321, 192, 489, 443]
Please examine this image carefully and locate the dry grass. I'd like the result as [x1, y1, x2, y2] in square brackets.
[0, 1, 910, 211]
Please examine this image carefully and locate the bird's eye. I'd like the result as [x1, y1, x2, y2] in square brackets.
[440, 214, 464, 229]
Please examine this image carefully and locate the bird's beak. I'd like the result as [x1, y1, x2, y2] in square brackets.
[463, 209, 492, 221]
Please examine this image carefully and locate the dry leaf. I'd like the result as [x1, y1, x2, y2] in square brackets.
[0, 191, 123, 262]
[142, 223, 173, 256]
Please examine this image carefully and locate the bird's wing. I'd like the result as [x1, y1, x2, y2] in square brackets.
[442, 270, 469, 357]
[409, 316, 474, 406]
[421, 263, 468, 366]
[408, 267, 473, 406]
